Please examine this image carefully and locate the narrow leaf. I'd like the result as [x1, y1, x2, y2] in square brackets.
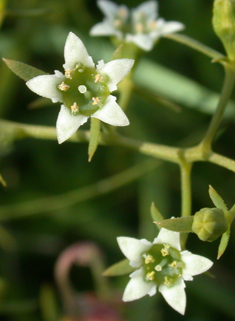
[0, 173, 6, 187]
[217, 229, 230, 259]
[151, 202, 164, 231]
[88, 118, 100, 162]
[155, 216, 194, 233]
[3, 58, 46, 81]
[209, 185, 228, 212]
[103, 259, 134, 276]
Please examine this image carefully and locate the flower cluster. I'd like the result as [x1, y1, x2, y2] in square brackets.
[117, 228, 213, 314]
[26, 32, 134, 144]
[90, 0, 185, 51]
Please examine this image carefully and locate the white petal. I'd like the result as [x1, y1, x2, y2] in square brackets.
[92, 95, 129, 126]
[159, 21, 185, 35]
[97, 59, 134, 92]
[26, 74, 63, 103]
[123, 268, 157, 302]
[153, 228, 181, 251]
[117, 237, 152, 267]
[90, 21, 119, 36]
[56, 105, 88, 144]
[133, 1, 158, 21]
[126, 33, 154, 51]
[159, 279, 186, 315]
[181, 251, 213, 278]
[97, 0, 120, 19]
[63, 32, 94, 70]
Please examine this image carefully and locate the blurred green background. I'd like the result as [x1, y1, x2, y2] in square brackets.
[0, 0, 235, 320]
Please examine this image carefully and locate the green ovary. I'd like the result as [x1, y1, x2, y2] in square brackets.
[142, 244, 184, 287]
[58, 65, 110, 116]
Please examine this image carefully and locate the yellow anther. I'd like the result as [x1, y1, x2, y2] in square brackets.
[118, 7, 127, 18]
[135, 22, 144, 33]
[149, 21, 157, 30]
[164, 276, 172, 286]
[65, 70, 72, 79]
[70, 102, 79, 114]
[163, 244, 170, 249]
[114, 19, 122, 28]
[58, 82, 70, 91]
[95, 74, 102, 83]
[161, 248, 169, 257]
[169, 261, 178, 268]
[146, 271, 155, 281]
[92, 97, 100, 105]
[144, 254, 155, 264]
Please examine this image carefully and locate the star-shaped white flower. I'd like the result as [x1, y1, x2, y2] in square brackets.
[26, 32, 134, 144]
[90, 1, 185, 51]
[117, 228, 213, 315]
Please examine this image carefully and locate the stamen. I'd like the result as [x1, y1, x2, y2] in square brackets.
[135, 23, 144, 33]
[114, 19, 122, 28]
[164, 276, 172, 286]
[70, 102, 79, 114]
[144, 254, 155, 264]
[118, 7, 127, 18]
[95, 74, 102, 83]
[149, 21, 157, 30]
[161, 247, 169, 257]
[92, 97, 101, 105]
[58, 82, 70, 91]
[169, 261, 178, 268]
[78, 85, 87, 94]
[146, 271, 155, 281]
[65, 70, 72, 79]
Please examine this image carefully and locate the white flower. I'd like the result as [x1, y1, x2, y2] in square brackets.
[117, 228, 213, 315]
[26, 32, 134, 144]
[90, 1, 185, 51]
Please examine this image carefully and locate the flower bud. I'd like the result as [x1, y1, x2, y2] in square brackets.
[192, 207, 228, 242]
[213, 0, 235, 61]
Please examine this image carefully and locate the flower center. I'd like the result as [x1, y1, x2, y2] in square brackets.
[142, 243, 184, 287]
[58, 63, 110, 116]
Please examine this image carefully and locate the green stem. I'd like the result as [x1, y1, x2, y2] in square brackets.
[200, 63, 235, 150]
[118, 76, 134, 111]
[165, 33, 225, 60]
[180, 161, 193, 218]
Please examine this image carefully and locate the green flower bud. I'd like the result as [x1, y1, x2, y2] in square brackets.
[213, 0, 235, 61]
[192, 207, 228, 242]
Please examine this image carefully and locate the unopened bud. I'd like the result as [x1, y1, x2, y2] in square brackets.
[213, 0, 235, 61]
[192, 207, 227, 242]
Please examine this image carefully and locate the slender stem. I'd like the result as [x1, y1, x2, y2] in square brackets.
[164, 33, 225, 60]
[180, 161, 193, 218]
[200, 63, 235, 150]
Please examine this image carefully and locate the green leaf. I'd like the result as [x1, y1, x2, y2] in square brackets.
[88, 118, 100, 162]
[150, 202, 164, 231]
[103, 259, 135, 276]
[155, 216, 194, 233]
[0, 173, 6, 187]
[217, 229, 230, 259]
[209, 185, 228, 212]
[3, 58, 46, 81]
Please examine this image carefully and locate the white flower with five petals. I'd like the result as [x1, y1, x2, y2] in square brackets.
[26, 32, 134, 144]
[117, 228, 213, 314]
[90, 1, 185, 51]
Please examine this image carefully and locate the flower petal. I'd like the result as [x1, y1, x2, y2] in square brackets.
[159, 21, 185, 35]
[117, 237, 152, 267]
[90, 20, 120, 36]
[132, 1, 158, 21]
[159, 279, 186, 315]
[181, 251, 213, 279]
[97, 59, 134, 92]
[56, 105, 88, 144]
[123, 268, 157, 301]
[126, 33, 154, 51]
[26, 74, 63, 103]
[63, 32, 94, 70]
[97, 0, 120, 20]
[92, 95, 129, 126]
[153, 228, 181, 251]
